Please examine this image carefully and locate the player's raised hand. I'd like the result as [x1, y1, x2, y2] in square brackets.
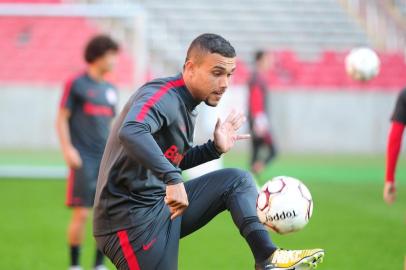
[63, 145, 82, 169]
[165, 182, 189, 220]
[383, 182, 396, 205]
[214, 110, 250, 154]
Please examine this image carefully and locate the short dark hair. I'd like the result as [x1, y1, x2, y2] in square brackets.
[84, 35, 119, 63]
[186, 33, 236, 62]
[255, 50, 265, 62]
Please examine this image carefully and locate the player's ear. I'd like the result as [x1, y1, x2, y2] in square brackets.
[184, 60, 195, 77]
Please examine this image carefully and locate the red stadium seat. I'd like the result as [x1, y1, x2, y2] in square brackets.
[0, 16, 134, 87]
[237, 50, 406, 91]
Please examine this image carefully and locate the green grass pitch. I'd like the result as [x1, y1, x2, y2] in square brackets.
[0, 152, 405, 269]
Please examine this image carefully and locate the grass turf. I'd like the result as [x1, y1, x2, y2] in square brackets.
[0, 153, 405, 269]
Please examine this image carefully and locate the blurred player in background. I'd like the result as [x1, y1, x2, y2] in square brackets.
[56, 35, 119, 270]
[248, 51, 277, 176]
[384, 86, 406, 204]
[93, 33, 323, 270]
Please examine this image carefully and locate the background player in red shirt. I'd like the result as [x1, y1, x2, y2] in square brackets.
[248, 51, 277, 175]
[56, 35, 119, 270]
[384, 87, 406, 204]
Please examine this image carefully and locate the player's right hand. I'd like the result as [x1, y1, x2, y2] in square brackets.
[165, 182, 189, 220]
[63, 146, 82, 169]
[383, 182, 396, 205]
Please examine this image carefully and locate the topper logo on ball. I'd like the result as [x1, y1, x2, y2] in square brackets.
[266, 210, 298, 222]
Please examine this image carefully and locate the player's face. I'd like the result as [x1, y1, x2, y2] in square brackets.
[97, 51, 118, 73]
[189, 53, 236, 107]
[258, 54, 271, 71]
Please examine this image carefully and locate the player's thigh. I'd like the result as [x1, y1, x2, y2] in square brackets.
[263, 131, 275, 146]
[96, 218, 181, 270]
[155, 217, 181, 270]
[181, 168, 255, 237]
[255, 134, 270, 146]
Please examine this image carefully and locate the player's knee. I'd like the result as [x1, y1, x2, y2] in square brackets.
[224, 168, 256, 189]
[73, 208, 90, 223]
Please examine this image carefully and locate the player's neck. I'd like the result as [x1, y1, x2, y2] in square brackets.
[256, 65, 266, 74]
[87, 66, 105, 82]
[255, 67, 268, 78]
[182, 73, 198, 99]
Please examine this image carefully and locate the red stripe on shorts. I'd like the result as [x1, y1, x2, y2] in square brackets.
[65, 169, 74, 206]
[117, 230, 141, 270]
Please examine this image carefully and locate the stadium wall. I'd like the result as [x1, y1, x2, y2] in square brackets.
[0, 85, 399, 154]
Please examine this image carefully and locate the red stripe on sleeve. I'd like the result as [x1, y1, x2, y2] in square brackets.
[136, 78, 185, 122]
[250, 84, 264, 117]
[117, 230, 141, 270]
[386, 121, 405, 183]
[59, 78, 75, 109]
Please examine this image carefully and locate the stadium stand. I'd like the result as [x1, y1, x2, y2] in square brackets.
[257, 50, 406, 89]
[0, 0, 134, 86]
[0, 0, 404, 89]
[137, 0, 405, 89]
[393, 0, 406, 15]
[139, 0, 370, 66]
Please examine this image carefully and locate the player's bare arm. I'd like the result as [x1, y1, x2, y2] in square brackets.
[55, 107, 82, 169]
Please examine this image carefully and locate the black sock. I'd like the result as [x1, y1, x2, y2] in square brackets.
[246, 230, 277, 263]
[94, 249, 104, 267]
[70, 245, 80, 266]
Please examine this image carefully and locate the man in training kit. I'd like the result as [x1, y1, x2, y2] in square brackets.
[93, 33, 324, 270]
[248, 50, 277, 176]
[56, 35, 119, 270]
[384, 86, 406, 204]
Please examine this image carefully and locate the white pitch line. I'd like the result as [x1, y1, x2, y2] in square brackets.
[0, 165, 67, 179]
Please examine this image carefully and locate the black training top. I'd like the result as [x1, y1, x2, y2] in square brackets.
[391, 88, 406, 124]
[60, 72, 118, 159]
[93, 74, 221, 237]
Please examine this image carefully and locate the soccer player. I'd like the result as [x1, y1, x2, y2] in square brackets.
[93, 33, 324, 270]
[384, 87, 406, 204]
[56, 35, 119, 270]
[248, 50, 277, 175]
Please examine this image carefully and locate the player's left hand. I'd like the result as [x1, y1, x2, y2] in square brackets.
[214, 110, 250, 154]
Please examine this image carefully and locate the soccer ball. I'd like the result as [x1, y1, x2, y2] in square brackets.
[345, 47, 380, 81]
[256, 176, 313, 234]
